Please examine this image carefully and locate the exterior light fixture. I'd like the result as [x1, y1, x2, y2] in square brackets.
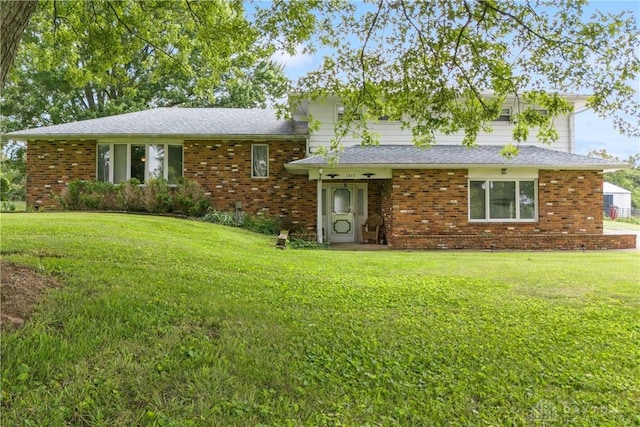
[501, 168, 507, 175]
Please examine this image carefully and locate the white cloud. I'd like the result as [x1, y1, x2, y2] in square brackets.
[272, 46, 316, 80]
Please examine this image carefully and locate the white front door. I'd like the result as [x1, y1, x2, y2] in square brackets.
[326, 183, 367, 243]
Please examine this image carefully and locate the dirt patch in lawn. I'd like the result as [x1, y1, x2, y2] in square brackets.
[1, 260, 61, 331]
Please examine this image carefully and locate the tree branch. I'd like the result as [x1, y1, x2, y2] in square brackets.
[104, 1, 173, 60]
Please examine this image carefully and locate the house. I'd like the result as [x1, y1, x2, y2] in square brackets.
[4, 96, 637, 250]
[603, 182, 633, 219]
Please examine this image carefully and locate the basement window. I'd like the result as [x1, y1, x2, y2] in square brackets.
[97, 143, 183, 184]
[469, 179, 537, 221]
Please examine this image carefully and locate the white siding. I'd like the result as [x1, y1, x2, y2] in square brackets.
[305, 98, 574, 154]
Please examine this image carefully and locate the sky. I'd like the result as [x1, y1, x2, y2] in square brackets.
[272, 0, 640, 160]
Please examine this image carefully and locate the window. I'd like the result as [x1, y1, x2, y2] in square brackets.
[97, 144, 110, 182]
[494, 107, 511, 122]
[333, 187, 351, 214]
[97, 143, 183, 184]
[469, 179, 537, 221]
[252, 144, 268, 178]
[335, 104, 361, 122]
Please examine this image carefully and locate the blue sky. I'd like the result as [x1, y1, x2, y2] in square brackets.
[273, 0, 640, 159]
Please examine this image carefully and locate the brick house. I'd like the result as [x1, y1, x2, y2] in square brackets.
[5, 98, 636, 249]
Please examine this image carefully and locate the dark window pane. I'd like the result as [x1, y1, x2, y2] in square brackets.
[489, 181, 516, 219]
[519, 181, 536, 219]
[114, 144, 127, 183]
[131, 145, 145, 182]
[469, 181, 486, 219]
[97, 144, 109, 182]
[168, 145, 183, 184]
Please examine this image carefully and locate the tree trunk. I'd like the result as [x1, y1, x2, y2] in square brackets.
[1, 0, 38, 89]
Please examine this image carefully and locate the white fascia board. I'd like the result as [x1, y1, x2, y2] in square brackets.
[287, 162, 624, 172]
[10, 133, 307, 142]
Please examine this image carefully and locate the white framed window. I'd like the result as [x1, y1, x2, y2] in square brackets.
[97, 143, 183, 184]
[252, 144, 268, 178]
[469, 179, 537, 222]
[335, 103, 361, 122]
[494, 107, 512, 122]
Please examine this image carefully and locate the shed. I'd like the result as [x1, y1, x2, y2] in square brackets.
[603, 182, 632, 218]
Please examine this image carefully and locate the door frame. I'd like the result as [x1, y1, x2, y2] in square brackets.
[322, 182, 368, 243]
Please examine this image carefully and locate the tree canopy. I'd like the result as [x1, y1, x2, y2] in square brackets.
[1, 0, 289, 132]
[261, 0, 639, 153]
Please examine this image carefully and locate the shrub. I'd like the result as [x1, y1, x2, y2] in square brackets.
[59, 180, 118, 210]
[201, 210, 287, 237]
[59, 178, 210, 216]
[615, 216, 640, 225]
[116, 179, 145, 212]
[0, 176, 9, 201]
[142, 178, 172, 213]
[172, 178, 210, 217]
[201, 209, 241, 227]
[243, 214, 282, 235]
[287, 237, 330, 249]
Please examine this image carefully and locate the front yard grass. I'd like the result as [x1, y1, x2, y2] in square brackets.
[1, 213, 639, 426]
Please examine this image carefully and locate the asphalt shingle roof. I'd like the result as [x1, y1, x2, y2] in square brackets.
[4, 108, 307, 140]
[286, 145, 626, 169]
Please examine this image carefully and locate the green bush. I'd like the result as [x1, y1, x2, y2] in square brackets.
[171, 178, 210, 217]
[116, 179, 145, 212]
[243, 214, 282, 235]
[58, 178, 209, 216]
[1, 201, 16, 211]
[142, 178, 172, 213]
[0, 176, 9, 201]
[59, 180, 118, 210]
[287, 236, 330, 249]
[615, 216, 640, 225]
[201, 209, 287, 237]
[201, 209, 241, 227]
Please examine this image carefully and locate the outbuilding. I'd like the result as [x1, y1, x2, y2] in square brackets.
[603, 182, 633, 219]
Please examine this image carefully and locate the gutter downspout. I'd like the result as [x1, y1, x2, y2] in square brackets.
[316, 168, 323, 244]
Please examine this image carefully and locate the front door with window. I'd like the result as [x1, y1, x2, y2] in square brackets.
[324, 183, 367, 243]
[330, 185, 355, 242]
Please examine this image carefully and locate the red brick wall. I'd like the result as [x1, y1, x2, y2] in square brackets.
[26, 140, 97, 209]
[26, 139, 318, 232]
[537, 170, 603, 234]
[384, 168, 634, 249]
[386, 169, 604, 238]
[26, 141, 630, 249]
[183, 139, 317, 230]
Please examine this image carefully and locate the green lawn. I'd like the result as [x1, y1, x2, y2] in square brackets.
[1, 213, 639, 426]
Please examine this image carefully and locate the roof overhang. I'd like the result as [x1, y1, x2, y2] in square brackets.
[286, 163, 627, 178]
[5, 133, 308, 142]
[285, 144, 630, 177]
